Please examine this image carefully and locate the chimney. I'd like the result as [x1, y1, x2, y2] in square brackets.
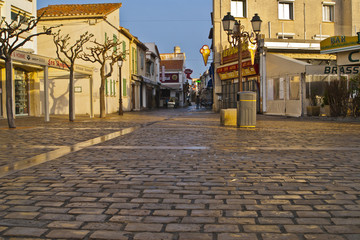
[174, 46, 181, 53]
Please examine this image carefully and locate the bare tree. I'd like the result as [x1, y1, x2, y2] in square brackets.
[53, 30, 93, 121]
[0, 12, 57, 128]
[80, 37, 124, 118]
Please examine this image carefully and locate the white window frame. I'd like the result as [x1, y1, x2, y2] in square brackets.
[231, 0, 246, 18]
[322, 2, 335, 22]
[276, 32, 295, 39]
[278, 0, 294, 20]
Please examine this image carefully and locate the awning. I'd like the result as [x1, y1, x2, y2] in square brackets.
[266, 53, 310, 77]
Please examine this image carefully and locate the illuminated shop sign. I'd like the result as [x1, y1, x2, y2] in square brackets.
[216, 61, 258, 80]
[160, 73, 179, 83]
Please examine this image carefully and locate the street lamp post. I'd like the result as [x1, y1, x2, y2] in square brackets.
[118, 59, 123, 115]
[222, 12, 262, 93]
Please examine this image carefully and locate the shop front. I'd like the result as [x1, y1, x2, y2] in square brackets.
[1, 50, 93, 121]
[1, 52, 44, 119]
[216, 45, 260, 110]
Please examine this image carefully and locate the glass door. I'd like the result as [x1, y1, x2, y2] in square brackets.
[14, 69, 29, 116]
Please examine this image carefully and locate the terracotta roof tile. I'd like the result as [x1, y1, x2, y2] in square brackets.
[160, 60, 184, 71]
[38, 3, 122, 18]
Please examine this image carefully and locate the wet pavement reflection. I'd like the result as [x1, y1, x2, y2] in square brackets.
[0, 126, 139, 178]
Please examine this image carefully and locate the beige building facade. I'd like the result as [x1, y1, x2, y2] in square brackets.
[37, 3, 123, 117]
[211, 0, 360, 116]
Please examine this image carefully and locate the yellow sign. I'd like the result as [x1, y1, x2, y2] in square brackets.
[248, 42, 257, 65]
[218, 67, 257, 80]
[200, 45, 211, 66]
[321, 35, 360, 54]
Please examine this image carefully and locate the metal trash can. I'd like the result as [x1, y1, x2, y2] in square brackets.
[237, 91, 256, 128]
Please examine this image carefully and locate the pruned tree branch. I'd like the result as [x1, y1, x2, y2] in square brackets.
[53, 30, 94, 69]
[80, 36, 125, 118]
[0, 11, 59, 60]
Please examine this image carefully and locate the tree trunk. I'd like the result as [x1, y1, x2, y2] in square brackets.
[100, 67, 106, 118]
[69, 69, 75, 121]
[5, 59, 16, 128]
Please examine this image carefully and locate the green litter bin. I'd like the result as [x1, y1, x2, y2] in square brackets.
[237, 91, 256, 128]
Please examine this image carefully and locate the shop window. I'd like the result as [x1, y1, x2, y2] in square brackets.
[231, 0, 246, 18]
[267, 78, 274, 100]
[278, 1, 294, 20]
[14, 69, 29, 115]
[323, 2, 335, 22]
[273, 77, 285, 100]
[289, 76, 300, 100]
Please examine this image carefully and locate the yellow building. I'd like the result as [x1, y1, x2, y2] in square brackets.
[211, 0, 360, 116]
[1, 0, 46, 119]
[37, 3, 123, 117]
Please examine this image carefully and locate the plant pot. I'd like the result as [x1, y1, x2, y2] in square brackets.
[307, 106, 320, 116]
[324, 105, 331, 117]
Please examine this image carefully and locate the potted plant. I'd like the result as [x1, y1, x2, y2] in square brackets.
[321, 88, 330, 117]
[307, 89, 320, 116]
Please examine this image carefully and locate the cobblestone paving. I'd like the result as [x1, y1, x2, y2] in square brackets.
[0, 109, 360, 239]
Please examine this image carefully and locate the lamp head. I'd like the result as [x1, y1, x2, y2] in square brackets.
[251, 13, 262, 35]
[117, 59, 123, 68]
[222, 12, 236, 33]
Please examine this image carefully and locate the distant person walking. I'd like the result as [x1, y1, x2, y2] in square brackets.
[196, 95, 200, 109]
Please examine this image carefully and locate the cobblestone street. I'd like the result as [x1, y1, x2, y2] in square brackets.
[0, 107, 360, 240]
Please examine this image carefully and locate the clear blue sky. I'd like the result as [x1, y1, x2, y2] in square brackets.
[37, 0, 212, 79]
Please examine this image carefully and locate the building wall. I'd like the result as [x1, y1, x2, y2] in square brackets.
[1, 0, 37, 53]
[118, 32, 132, 112]
[212, 0, 360, 112]
[37, 9, 122, 116]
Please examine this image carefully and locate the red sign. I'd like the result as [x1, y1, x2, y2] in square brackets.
[160, 73, 179, 83]
[184, 69, 193, 79]
[48, 59, 68, 69]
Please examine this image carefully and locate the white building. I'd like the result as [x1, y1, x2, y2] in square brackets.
[160, 46, 187, 107]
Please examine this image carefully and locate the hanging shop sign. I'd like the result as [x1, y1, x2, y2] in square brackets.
[320, 34, 360, 54]
[160, 73, 179, 83]
[184, 68, 193, 79]
[200, 45, 211, 66]
[216, 61, 258, 80]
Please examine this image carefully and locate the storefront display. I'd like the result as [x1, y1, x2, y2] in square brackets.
[14, 69, 29, 115]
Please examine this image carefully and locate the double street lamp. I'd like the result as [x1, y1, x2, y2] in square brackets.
[222, 12, 262, 92]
